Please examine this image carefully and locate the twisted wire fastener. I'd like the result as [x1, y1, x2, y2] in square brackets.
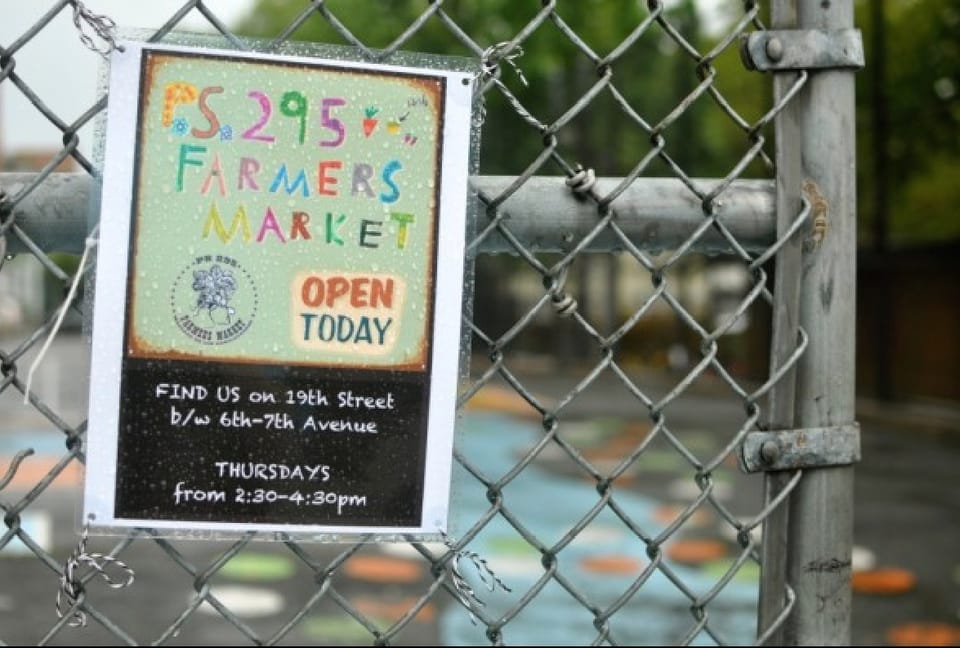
[565, 165, 597, 197]
[57, 521, 135, 628]
[549, 267, 578, 317]
[71, 1, 123, 57]
[479, 42, 529, 88]
[474, 42, 532, 127]
[441, 532, 511, 625]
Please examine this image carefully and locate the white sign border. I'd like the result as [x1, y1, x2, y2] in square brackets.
[83, 41, 474, 539]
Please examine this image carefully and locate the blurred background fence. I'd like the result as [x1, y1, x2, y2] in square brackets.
[0, 0, 932, 645]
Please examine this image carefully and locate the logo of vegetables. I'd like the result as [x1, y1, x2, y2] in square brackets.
[362, 107, 379, 137]
[170, 256, 257, 346]
[192, 264, 237, 325]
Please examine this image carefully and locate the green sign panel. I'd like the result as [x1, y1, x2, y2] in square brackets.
[133, 49, 448, 368]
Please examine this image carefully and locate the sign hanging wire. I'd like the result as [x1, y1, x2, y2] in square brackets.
[475, 42, 532, 127]
[71, 1, 123, 57]
[23, 226, 98, 405]
[441, 532, 512, 625]
[56, 518, 135, 628]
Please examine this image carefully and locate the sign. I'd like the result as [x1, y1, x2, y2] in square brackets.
[84, 42, 474, 537]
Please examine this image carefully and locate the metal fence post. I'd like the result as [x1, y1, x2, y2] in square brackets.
[784, 0, 858, 643]
[758, 0, 803, 640]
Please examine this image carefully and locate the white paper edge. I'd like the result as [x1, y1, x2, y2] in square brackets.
[84, 41, 473, 538]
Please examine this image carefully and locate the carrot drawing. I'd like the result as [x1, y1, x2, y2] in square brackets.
[362, 106, 379, 137]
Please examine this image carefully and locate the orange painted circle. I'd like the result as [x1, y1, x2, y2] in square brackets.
[851, 567, 917, 595]
[886, 622, 960, 646]
[652, 505, 711, 528]
[353, 596, 437, 623]
[465, 386, 538, 418]
[579, 555, 642, 575]
[665, 540, 728, 565]
[343, 556, 424, 584]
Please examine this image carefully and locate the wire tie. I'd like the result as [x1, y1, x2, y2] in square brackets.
[23, 225, 98, 405]
[71, 1, 123, 58]
[480, 42, 529, 88]
[441, 532, 511, 625]
[549, 267, 578, 317]
[57, 519, 135, 628]
[565, 164, 597, 196]
[552, 292, 578, 317]
[474, 42, 530, 127]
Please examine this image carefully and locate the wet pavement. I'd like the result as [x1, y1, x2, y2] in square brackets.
[1, 334, 959, 645]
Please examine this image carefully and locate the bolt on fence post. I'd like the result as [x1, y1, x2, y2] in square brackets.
[783, 0, 858, 644]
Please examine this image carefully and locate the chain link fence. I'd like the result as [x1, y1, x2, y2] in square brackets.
[0, 0, 857, 644]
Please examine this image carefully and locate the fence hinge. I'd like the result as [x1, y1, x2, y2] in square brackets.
[740, 29, 864, 72]
[740, 423, 861, 473]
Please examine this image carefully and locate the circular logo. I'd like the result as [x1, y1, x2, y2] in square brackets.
[170, 255, 258, 345]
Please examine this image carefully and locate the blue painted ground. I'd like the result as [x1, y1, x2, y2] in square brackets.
[442, 413, 757, 646]
[0, 429, 67, 455]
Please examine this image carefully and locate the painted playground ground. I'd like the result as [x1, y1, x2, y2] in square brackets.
[2, 354, 960, 645]
[0, 395, 762, 645]
[439, 409, 759, 645]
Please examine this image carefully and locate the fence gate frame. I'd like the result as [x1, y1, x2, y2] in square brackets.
[0, 0, 861, 644]
[752, 0, 859, 644]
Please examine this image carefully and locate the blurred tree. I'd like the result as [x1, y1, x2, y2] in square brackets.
[234, 0, 764, 180]
[857, 0, 960, 248]
[234, 0, 775, 364]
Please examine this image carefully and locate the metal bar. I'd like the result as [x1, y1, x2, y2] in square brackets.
[1, 173, 94, 255]
[784, 0, 858, 644]
[758, 0, 805, 642]
[473, 176, 776, 254]
[0, 173, 777, 256]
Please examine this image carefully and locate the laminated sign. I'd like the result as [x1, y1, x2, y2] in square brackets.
[85, 42, 474, 537]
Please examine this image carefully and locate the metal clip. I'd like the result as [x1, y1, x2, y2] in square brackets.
[740, 423, 860, 473]
[741, 29, 864, 72]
